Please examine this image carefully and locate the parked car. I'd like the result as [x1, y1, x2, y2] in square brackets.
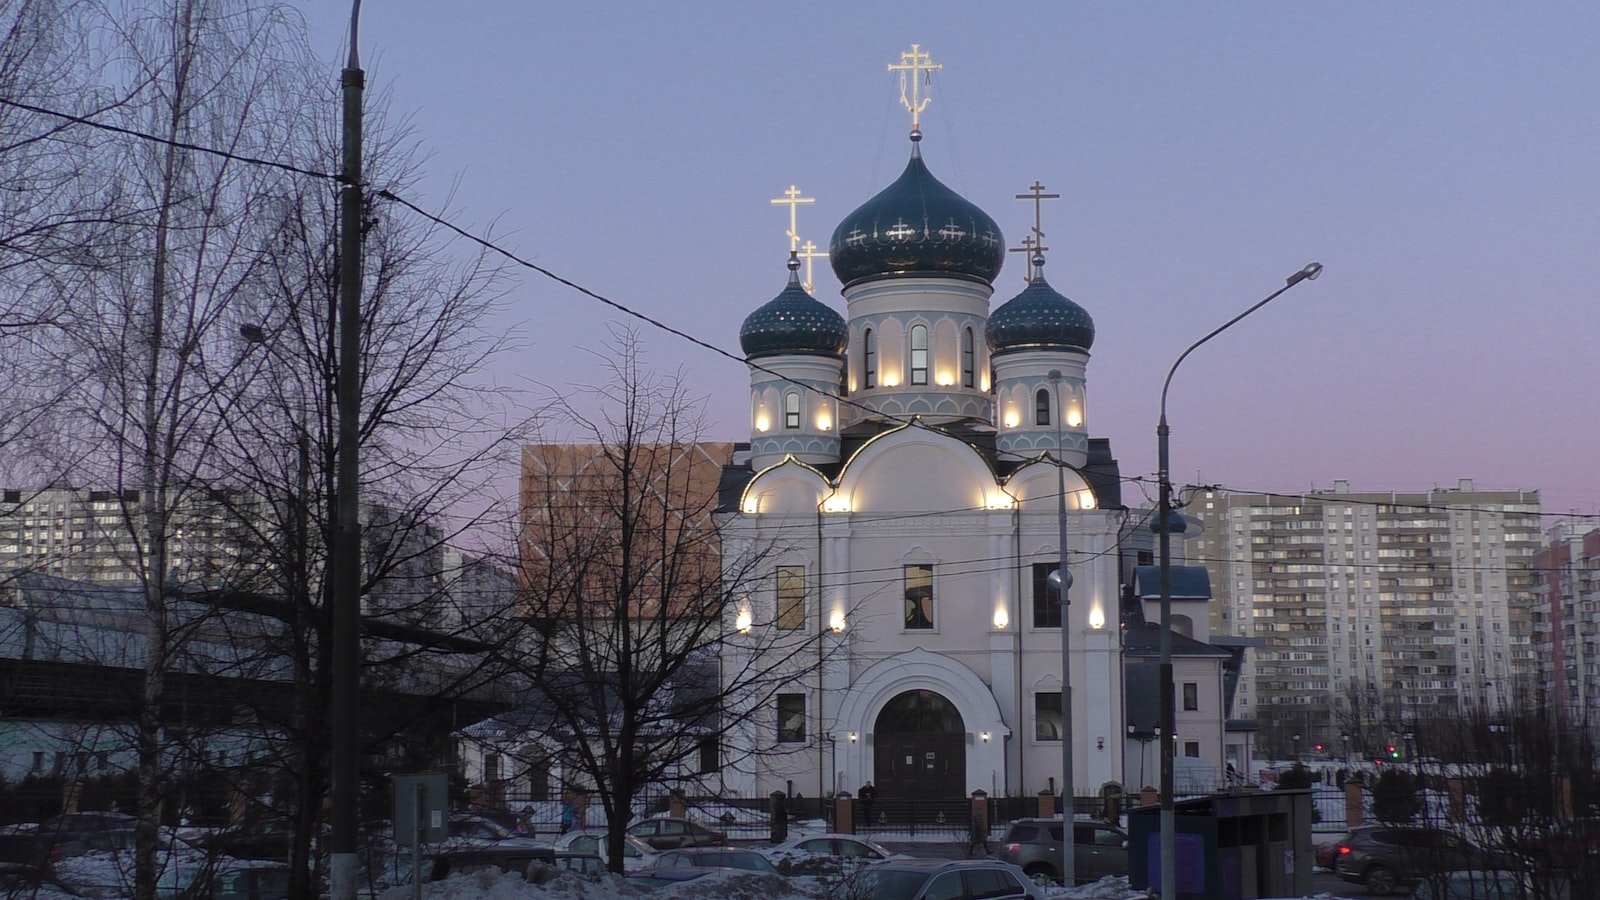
[1511, 817, 1600, 870]
[31, 812, 143, 857]
[197, 820, 298, 861]
[649, 848, 779, 874]
[995, 817, 1128, 885]
[419, 844, 557, 882]
[448, 813, 523, 842]
[625, 866, 746, 889]
[844, 858, 1044, 900]
[1333, 826, 1520, 896]
[553, 852, 607, 876]
[625, 817, 726, 850]
[157, 859, 291, 900]
[770, 833, 908, 864]
[1406, 868, 1564, 900]
[0, 861, 85, 897]
[552, 831, 659, 871]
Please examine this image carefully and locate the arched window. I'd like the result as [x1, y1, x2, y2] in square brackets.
[962, 328, 975, 388]
[910, 325, 929, 385]
[863, 328, 876, 389]
[1035, 388, 1051, 426]
[784, 392, 800, 429]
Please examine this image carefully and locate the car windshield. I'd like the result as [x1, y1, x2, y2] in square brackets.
[704, 851, 775, 872]
[848, 839, 895, 858]
[856, 869, 933, 900]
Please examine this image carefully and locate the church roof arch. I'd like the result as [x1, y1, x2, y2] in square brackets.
[1001, 455, 1098, 511]
[835, 647, 1008, 742]
[834, 420, 1003, 514]
[738, 455, 831, 516]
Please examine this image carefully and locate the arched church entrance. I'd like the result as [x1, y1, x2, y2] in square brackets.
[873, 689, 966, 799]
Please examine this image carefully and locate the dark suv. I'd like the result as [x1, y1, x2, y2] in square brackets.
[847, 859, 1043, 900]
[996, 818, 1127, 885]
[1333, 825, 1517, 895]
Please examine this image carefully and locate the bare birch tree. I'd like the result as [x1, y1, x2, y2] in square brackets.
[498, 332, 835, 873]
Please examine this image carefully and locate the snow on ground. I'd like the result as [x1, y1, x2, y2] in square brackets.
[370, 868, 1153, 900]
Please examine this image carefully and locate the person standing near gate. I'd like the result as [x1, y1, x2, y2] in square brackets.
[858, 780, 878, 825]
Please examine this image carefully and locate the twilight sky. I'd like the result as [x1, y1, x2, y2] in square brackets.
[300, 1, 1600, 519]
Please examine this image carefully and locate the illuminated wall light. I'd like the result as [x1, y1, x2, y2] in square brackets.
[1066, 408, 1083, 428]
[980, 731, 991, 743]
[986, 492, 1014, 510]
[1089, 605, 1105, 630]
[1077, 490, 1097, 510]
[822, 495, 851, 513]
[981, 375, 990, 391]
[816, 413, 833, 430]
[881, 372, 900, 387]
[742, 499, 758, 514]
[993, 607, 1009, 629]
[936, 371, 954, 386]
[1002, 410, 1020, 428]
[829, 610, 847, 633]
[848, 732, 858, 743]
[735, 604, 753, 633]
[754, 414, 770, 433]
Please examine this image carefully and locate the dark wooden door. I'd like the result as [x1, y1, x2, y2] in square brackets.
[872, 690, 966, 799]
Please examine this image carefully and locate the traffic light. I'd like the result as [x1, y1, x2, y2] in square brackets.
[1388, 744, 1400, 760]
[1315, 743, 1324, 753]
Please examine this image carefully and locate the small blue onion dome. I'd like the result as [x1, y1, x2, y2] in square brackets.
[1148, 509, 1189, 535]
[740, 255, 849, 360]
[829, 135, 1004, 289]
[985, 255, 1095, 353]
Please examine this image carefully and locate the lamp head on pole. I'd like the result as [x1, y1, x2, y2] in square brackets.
[1286, 262, 1323, 287]
[1047, 568, 1073, 594]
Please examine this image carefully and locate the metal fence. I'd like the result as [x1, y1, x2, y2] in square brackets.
[489, 788, 1124, 840]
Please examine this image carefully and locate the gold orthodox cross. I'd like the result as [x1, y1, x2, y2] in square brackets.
[770, 185, 816, 254]
[1008, 234, 1047, 284]
[889, 43, 942, 132]
[1014, 181, 1060, 282]
[798, 240, 828, 294]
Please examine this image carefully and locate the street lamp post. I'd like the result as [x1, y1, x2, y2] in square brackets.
[1291, 733, 1302, 767]
[1047, 369, 1075, 886]
[1341, 733, 1350, 768]
[330, 3, 365, 898]
[1156, 263, 1321, 898]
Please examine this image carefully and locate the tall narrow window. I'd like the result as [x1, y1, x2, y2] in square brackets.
[784, 392, 801, 429]
[777, 565, 805, 630]
[962, 328, 975, 387]
[863, 328, 877, 388]
[904, 563, 934, 629]
[1035, 388, 1051, 426]
[1182, 682, 1199, 711]
[698, 736, 720, 774]
[1035, 692, 1062, 741]
[839, 355, 849, 397]
[910, 325, 929, 385]
[777, 694, 806, 742]
[1031, 562, 1062, 628]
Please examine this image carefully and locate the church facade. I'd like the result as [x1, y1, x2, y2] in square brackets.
[716, 52, 1150, 803]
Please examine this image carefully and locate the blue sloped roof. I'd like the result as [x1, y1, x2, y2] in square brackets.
[1134, 565, 1212, 601]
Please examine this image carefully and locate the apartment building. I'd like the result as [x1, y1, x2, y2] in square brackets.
[1188, 479, 1541, 757]
[1532, 522, 1600, 721]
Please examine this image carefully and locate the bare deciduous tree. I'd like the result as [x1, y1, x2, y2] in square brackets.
[494, 333, 836, 873]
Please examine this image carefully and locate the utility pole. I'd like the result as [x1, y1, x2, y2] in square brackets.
[328, 2, 364, 898]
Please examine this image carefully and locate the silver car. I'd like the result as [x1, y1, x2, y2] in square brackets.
[996, 817, 1128, 885]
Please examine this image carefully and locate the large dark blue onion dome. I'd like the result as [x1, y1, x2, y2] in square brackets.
[740, 256, 849, 360]
[829, 137, 1004, 288]
[985, 256, 1095, 353]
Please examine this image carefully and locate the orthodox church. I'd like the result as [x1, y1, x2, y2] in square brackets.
[715, 46, 1205, 803]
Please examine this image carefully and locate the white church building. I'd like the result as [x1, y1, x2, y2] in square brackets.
[715, 49, 1240, 804]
